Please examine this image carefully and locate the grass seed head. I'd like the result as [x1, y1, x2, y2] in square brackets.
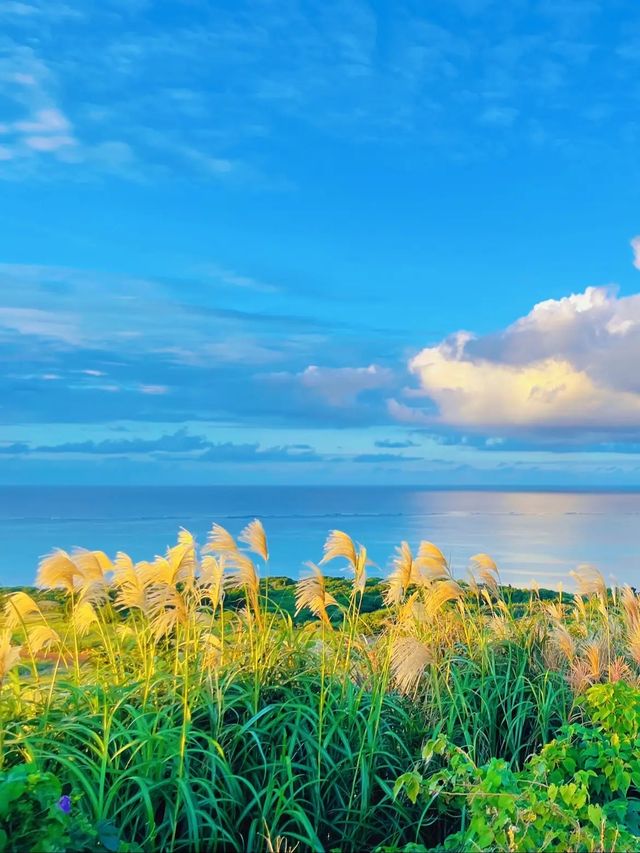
[417, 540, 448, 567]
[0, 630, 21, 679]
[391, 635, 434, 695]
[570, 564, 607, 600]
[71, 549, 113, 584]
[552, 624, 576, 663]
[469, 553, 500, 594]
[627, 622, 640, 665]
[165, 529, 198, 585]
[239, 519, 269, 563]
[26, 624, 60, 654]
[204, 523, 238, 555]
[320, 530, 358, 570]
[583, 639, 605, 680]
[621, 584, 640, 633]
[225, 552, 260, 595]
[72, 601, 99, 638]
[199, 555, 226, 609]
[567, 658, 595, 694]
[384, 541, 414, 606]
[424, 579, 464, 617]
[295, 563, 339, 625]
[37, 549, 81, 592]
[3, 592, 41, 629]
[608, 656, 633, 684]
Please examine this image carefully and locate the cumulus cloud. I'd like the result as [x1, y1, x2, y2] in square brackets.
[404, 286, 640, 443]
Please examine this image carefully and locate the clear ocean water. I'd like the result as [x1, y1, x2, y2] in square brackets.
[1, 486, 639, 589]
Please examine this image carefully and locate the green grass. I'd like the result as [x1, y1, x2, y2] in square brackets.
[0, 524, 636, 851]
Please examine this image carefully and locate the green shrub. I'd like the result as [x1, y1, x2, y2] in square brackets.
[0, 764, 105, 852]
[394, 681, 640, 852]
[0, 765, 70, 852]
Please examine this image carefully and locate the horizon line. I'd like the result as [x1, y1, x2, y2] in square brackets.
[1, 483, 640, 493]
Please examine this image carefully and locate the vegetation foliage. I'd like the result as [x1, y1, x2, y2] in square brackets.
[0, 521, 639, 851]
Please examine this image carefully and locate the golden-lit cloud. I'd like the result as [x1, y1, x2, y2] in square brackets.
[410, 347, 640, 429]
[404, 286, 640, 437]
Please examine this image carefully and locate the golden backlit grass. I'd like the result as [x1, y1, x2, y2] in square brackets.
[0, 521, 639, 850]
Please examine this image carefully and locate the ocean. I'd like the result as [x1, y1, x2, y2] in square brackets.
[0, 486, 639, 589]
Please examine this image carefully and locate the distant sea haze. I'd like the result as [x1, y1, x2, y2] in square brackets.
[1, 486, 639, 589]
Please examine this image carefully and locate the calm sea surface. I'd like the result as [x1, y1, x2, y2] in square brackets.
[0, 486, 639, 589]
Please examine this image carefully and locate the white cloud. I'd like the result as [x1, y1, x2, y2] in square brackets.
[387, 398, 432, 425]
[0, 50, 81, 168]
[139, 385, 169, 395]
[0, 307, 82, 345]
[405, 286, 640, 439]
[1, 2, 37, 16]
[197, 263, 280, 294]
[631, 235, 640, 270]
[15, 107, 70, 133]
[270, 364, 395, 406]
[24, 134, 75, 151]
[0, 47, 137, 177]
[1, 0, 633, 184]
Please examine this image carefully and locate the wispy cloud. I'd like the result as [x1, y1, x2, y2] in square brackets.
[194, 263, 280, 294]
[0, 262, 400, 429]
[0, 429, 324, 464]
[0, 307, 82, 344]
[374, 438, 419, 449]
[0, 262, 327, 355]
[139, 385, 169, 395]
[352, 451, 423, 463]
[1, 0, 637, 182]
[5, 258, 640, 449]
[0, 41, 137, 178]
[11, 429, 209, 455]
[0, 48, 78, 164]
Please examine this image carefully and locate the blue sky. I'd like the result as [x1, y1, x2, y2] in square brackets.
[1, 0, 640, 486]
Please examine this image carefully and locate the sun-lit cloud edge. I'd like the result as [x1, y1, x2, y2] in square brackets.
[399, 284, 640, 447]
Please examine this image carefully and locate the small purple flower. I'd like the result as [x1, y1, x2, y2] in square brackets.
[58, 795, 71, 814]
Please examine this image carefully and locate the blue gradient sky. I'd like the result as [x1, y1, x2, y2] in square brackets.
[1, 0, 640, 485]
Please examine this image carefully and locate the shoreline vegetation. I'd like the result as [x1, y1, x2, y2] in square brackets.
[1, 521, 640, 851]
[2, 575, 564, 627]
